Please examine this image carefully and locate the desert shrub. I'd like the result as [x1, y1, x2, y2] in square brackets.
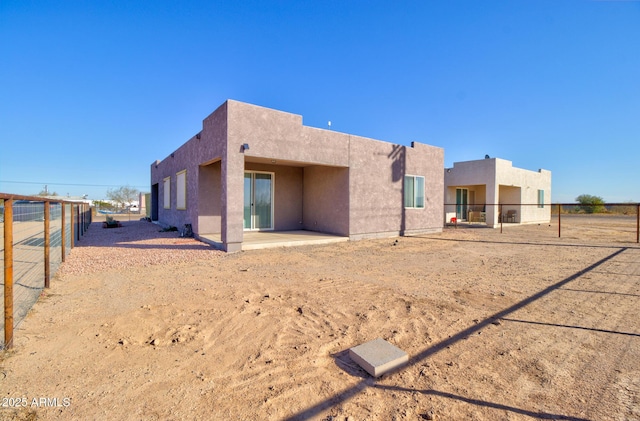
[576, 194, 606, 214]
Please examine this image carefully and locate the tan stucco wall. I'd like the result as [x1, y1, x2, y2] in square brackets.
[303, 166, 349, 236]
[404, 141, 445, 236]
[150, 138, 199, 231]
[226, 100, 350, 167]
[152, 99, 444, 250]
[348, 137, 444, 239]
[348, 136, 402, 237]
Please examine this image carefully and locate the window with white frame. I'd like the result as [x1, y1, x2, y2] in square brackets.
[163, 176, 171, 209]
[176, 170, 187, 210]
[404, 175, 425, 208]
[538, 189, 545, 208]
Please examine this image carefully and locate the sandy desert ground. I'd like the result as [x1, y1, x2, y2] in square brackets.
[1, 215, 639, 420]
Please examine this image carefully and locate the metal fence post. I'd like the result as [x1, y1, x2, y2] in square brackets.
[637, 204, 639, 244]
[61, 202, 66, 262]
[4, 199, 14, 348]
[44, 201, 51, 289]
[558, 204, 561, 238]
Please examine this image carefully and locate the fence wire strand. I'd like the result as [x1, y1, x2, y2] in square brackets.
[1, 197, 90, 349]
[50, 204, 63, 275]
[2, 202, 46, 346]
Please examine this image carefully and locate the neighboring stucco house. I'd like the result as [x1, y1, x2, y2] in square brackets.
[151, 100, 444, 251]
[444, 157, 551, 227]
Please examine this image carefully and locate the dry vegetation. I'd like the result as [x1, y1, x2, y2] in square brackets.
[1, 215, 639, 420]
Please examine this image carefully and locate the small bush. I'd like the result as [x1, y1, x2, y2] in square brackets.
[575, 194, 606, 214]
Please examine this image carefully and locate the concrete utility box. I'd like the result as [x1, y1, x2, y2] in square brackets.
[349, 338, 409, 377]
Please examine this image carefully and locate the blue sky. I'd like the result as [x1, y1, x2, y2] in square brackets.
[1, 1, 638, 202]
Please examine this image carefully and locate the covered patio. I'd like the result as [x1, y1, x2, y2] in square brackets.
[198, 230, 349, 251]
[444, 184, 489, 224]
[444, 158, 551, 228]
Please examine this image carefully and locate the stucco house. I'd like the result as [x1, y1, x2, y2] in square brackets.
[151, 100, 444, 251]
[444, 157, 551, 227]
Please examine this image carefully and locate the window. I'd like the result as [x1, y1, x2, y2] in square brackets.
[176, 170, 187, 210]
[163, 176, 171, 209]
[538, 189, 545, 208]
[404, 175, 425, 208]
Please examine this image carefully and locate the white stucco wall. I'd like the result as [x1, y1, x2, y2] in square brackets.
[495, 158, 551, 225]
[444, 158, 551, 227]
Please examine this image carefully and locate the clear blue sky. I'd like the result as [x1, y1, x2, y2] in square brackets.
[1, 1, 639, 202]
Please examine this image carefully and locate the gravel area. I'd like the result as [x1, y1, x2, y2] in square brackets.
[57, 220, 223, 276]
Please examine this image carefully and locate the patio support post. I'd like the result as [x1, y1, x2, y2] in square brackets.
[221, 155, 244, 252]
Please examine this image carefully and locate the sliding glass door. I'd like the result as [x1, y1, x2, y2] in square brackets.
[244, 172, 274, 230]
[456, 188, 468, 220]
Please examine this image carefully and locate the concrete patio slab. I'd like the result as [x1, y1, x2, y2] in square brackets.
[349, 338, 409, 377]
[198, 230, 349, 251]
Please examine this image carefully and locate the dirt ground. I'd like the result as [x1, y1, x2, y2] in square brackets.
[1, 215, 639, 420]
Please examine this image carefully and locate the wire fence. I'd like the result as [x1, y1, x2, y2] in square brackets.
[2, 197, 637, 348]
[1, 194, 91, 349]
[444, 202, 640, 243]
